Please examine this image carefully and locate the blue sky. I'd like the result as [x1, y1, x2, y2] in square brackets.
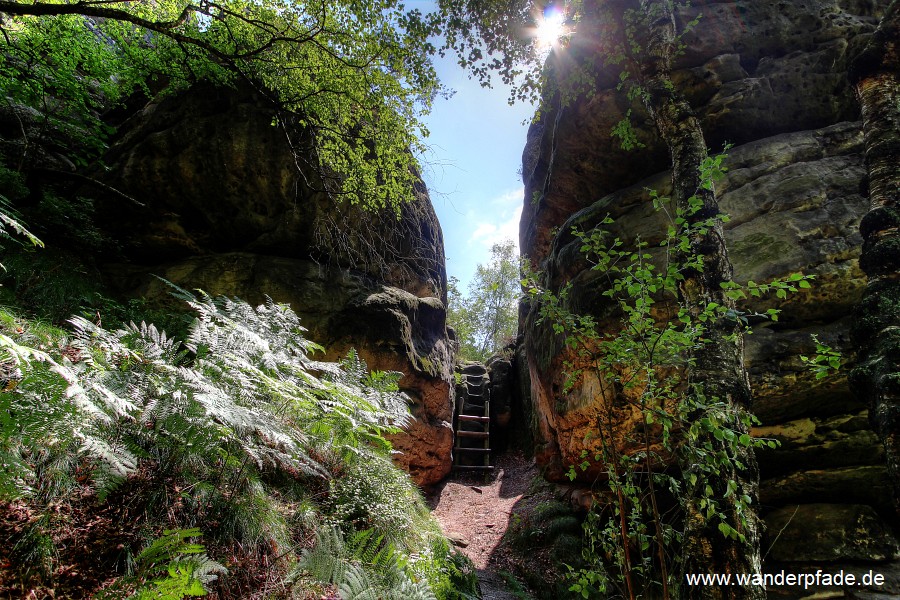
[411, 4, 537, 291]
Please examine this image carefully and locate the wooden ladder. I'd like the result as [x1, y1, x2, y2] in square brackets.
[453, 368, 493, 473]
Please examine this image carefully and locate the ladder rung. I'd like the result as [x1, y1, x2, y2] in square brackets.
[454, 465, 494, 471]
[456, 430, 489, 439]
[458, 415, 490, 423]
[455, 447, 491, 453]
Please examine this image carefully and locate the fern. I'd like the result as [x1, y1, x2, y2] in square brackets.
[338, 565, 381, 600]
[129, 529, 226, 600]
[299, 526, 352, 584]
[0, 194, 43, 272]
[298, 525, 436, 600]
[0, 288, 468, 597]
[0, 324, 134, 500]
[136, 528, 207, 567]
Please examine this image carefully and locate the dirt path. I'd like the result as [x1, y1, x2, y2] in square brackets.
[428, 452, 536, 599]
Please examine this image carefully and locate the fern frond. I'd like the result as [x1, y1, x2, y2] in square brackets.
[338, 564, 380, 600]
[77, 434, 137, 488]
[136, 528, 206, 568]
[386, 578, 438, 600]
[299, 526, 350, 585]
[130, 529, 226, 600]
[0, 196, 43, 250]
[298, 525, 435, 600]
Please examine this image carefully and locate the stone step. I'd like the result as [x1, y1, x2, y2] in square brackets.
[454, 446, 492, 453]
[454, 465, 494, 471]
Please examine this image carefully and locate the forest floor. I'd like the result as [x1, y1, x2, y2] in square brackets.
[428, 452, 557, 600]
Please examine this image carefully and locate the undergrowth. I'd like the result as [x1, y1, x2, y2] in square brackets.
[0, 286, 476, 598]
[502, 497, 583, 599]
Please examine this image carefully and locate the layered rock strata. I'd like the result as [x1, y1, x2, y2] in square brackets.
[520, 0, 899, 583]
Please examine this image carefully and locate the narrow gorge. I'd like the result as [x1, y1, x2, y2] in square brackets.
[0, 0, 899, 599]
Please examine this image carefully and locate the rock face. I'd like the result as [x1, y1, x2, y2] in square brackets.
[765, 504, 899, 563]
[93, 84, 454, 486]
[520, 0, 897, 577]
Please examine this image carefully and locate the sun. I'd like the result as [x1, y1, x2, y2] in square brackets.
[534, 6, 567, 48]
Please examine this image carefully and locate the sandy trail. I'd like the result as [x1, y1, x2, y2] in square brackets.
[429, 453, 536, 599]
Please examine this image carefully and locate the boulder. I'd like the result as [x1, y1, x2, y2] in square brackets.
[760, 466, 894, 513]
[487, 354, 515, 428]
[522, 0, 882, 265]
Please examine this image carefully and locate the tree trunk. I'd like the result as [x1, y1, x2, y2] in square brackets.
[635, 2, 764, 597]
[849, 0, 900, 514]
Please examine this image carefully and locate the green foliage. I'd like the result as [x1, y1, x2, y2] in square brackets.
[447, 239, 521, 361]
[799, 334, 843, 379]
[0, 163, 29, 203]
[0, 12, 154, 165]
[10, 514, 56, 579]
[326, 452, 434, 550]
[0, 197, 42, 255]
[610, 111, 644, 151]
[130, 529, 227, 600]
[297, 525, 437, 600]
[0, 286, 462, 597]
[0, 0, 444, 211]
[436, 0, 556, 105]
[1, 248, 108, 323]
[499, 570, 533, 600]
[506, 500, 580, 551]
[410, 541, 480, 600]
[524, 151, 800, 597]
[501, 498, 581, 599]
[0, 165, 43, 270]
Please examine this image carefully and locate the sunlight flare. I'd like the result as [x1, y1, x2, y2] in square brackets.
[534, 5, 567, 48]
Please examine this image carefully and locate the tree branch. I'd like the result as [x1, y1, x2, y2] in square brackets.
[33, 168, 145, 207]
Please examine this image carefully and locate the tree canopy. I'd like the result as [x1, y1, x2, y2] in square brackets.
[0, 0, 577, 211]
[448, 239, 520, 361]
[0, 0, 444, 211]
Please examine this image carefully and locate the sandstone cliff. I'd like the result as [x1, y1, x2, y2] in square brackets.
[520, 0, 899, 584]
[3, 84, 455, 486]
[107, 85, 455, 486]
